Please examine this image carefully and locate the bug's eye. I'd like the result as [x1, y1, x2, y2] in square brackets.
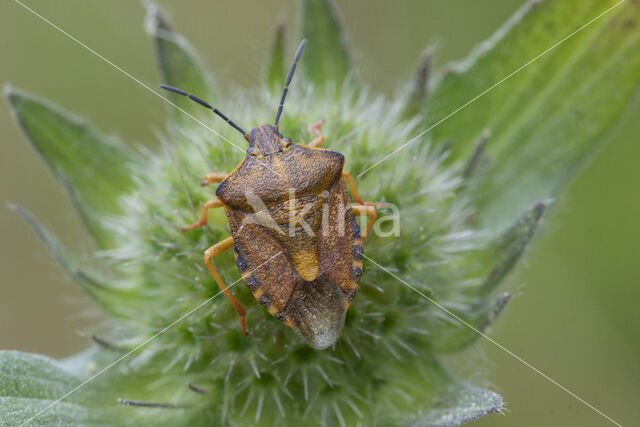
[246, 147, 256, 156]
[283, 137, 292, 146]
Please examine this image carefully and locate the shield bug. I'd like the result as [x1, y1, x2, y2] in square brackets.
[161, 39, 378, 349]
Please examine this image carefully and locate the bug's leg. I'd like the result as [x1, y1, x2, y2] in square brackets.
[182, 198, 224, 232]
[204, 236, 248, 335]
[306, 119, 325, 147]
[200, 172, 227, 187]
[342, 170, 364, 204]
[344, 172, 383, 239]
[352, 204, 377, 241]
[343, 170, 386, 208]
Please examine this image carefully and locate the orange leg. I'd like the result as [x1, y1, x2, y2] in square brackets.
[204, 236, 248, 335]
[343, 170, 386, 207]
[352, 204, 377, 241]
[182, 198, 224, 232]
[342, 170, 364, 204]
[344, 170, 382, 240]
[307, 120, 325, 148]
[200, 172, 227, 187]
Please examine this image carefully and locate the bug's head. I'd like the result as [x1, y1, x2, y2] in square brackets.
[247, 124, 292, 156]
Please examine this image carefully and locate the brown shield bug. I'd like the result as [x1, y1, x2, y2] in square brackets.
[161, 39, 378, 349]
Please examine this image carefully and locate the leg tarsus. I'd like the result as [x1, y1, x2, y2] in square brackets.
[204, 236, 248, 335]
[182, 198, 224, 232]
[343, 169, 379, 240]
[200, 172, 227, 187]
[352, 204, 377, 241]
[307, 119, 325, 148]
[363, 201, 386, 208]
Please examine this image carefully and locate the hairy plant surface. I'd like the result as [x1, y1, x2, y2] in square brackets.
[2, 0, 639, 425]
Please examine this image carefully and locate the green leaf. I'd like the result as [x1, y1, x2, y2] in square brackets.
[5, 87, 139, 248]
[1, 351, 89, 403]
[145, 2, 215, 124]
[0, 351, 111, 426]
[426, 0, 640, 231]
[12, 205, 140, 318]
[0, 350, 201, 426]
[266, 23, 286, 88]
[431, 202, 544, 353]
[300, 0, 356, 89]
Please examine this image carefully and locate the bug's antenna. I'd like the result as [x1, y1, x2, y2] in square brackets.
[160, 85, 251, 143]
[274, 39, 307, 130]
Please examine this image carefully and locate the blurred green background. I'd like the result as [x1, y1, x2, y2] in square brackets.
[0, 1, 638, 425]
